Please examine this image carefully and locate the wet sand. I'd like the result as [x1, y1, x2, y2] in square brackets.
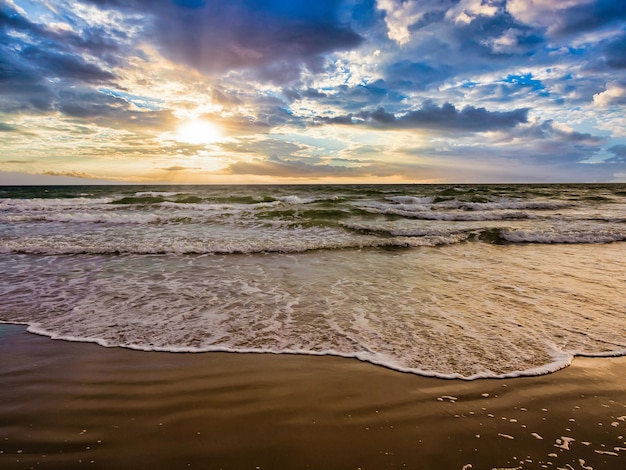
[1, 324, 625, 469]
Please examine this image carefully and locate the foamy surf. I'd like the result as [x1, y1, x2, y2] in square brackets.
[2, 184, 626, 379]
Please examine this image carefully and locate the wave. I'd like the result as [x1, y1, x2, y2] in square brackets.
[360, 205, 533, 221]
[1, 320, 583, 380]
[386, 196, 435, 205]
[0, 212, 164, 224]
[342, 223, 626, 246]
[4, 320, 625, 381]
[0, 196, 116, 210]
[2, 226, 625, 255]
[133, 191, 182, 197]
[501, 228, 626, 244]
[0, 233, 467, 256]
[3, 237, 626, 381]
[434, 199, 574, 211]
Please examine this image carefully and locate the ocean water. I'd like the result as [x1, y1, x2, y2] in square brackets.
[1, 183, 625, 379]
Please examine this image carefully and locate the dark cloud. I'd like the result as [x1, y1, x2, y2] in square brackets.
[607, 145, 626, 163]
[489, 120, 604, 164]
[371, 102, 528, 132]
[469, 13, 542, 55]
[368, 7, 546, 106]
[548, 0, 626, 37]
[0, 2, 121, 115]
[385, 61, 451, 91]
[321, 101, 528, 133]
[596, 33, 626, 70]
[85, 0, 363, 82]
[509, 120, 602, 144]
[0, 52, 55, 112]
[0, 3, 127, 64]
[394, 118, 606, 170]
[20, 46, 115, 82]
[0, 122, 36, 135]
[0, 4, 121, 79]
[56, 90, 176, 131]
[297, 80, 408, 115]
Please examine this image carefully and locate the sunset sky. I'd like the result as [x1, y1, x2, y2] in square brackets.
[1, 0, 625, 184]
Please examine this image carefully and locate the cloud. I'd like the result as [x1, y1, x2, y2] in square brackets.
[226, 155, 354, 178]
[85, 0, 363, 83]
[511, 119, 601, 142]
[161, 165, 201, 171]
[21, 46, 115, 82]
[596, 33, 626, 70]
[220, 138, 306, 157]
[507, 0, 626, 38]
[1, 0, 625, 184]
[0, 2, 123, 115]
[487, 119, 604, 164]
[0, 53, 56, 113]
[42, 170, 97, 179]
[445, 0, 500, 24]
[506, 0, 594, 27]
[0, 170, 114, 185]
[323, 101, 528, 132]
[0, 4, 122, 81]
[607, 145, 626, 162]
[376, 0, 447, 45]
[384, 61, 452, 91]
[224, 154, 431, 180]
[593, 81, 626, 107]
[369, 4, 543, 103]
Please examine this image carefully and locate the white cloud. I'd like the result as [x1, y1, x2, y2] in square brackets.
[445, 0, 500, 24]
[376, 0, 452, 45]
[482, 28, 523, 53]
[506, 0, 593, 28]
[593, 82, 626, 107]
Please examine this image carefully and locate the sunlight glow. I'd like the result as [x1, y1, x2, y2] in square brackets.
[175, 119, 222, 144]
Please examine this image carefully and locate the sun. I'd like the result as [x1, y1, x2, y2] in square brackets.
[175, 119, 222, 144]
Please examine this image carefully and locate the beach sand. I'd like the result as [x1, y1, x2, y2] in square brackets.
[1, 324, 625, 469]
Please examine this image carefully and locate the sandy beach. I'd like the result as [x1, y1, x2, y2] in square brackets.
[1, 323, 625, 469]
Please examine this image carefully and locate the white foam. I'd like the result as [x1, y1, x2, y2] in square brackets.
[502, 229, 626, 244]
[3, 186, 626, 380]
[276, 195, 318, 204]
[134, 191, 180, 197]
[386, 196, 434, 205]
[0, 320, 581, 380]
[0, 212, 163, 224]
[0, 226, 381, 255]
[4, 242, 626, 380]
[0, 197, 115, 211]
[358, 203, 532, 221]
[435, 199, 573, 211]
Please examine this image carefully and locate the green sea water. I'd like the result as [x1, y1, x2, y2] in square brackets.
[1, 184, 625, 378]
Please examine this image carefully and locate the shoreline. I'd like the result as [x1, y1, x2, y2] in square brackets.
[6, 320, 621, 381]
[1, 324, 625, 469]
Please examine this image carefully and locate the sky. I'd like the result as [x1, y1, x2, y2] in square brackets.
[1, 0, 626, 184]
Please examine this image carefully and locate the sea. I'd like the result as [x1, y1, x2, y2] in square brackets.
[1, 184, 625, 380]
